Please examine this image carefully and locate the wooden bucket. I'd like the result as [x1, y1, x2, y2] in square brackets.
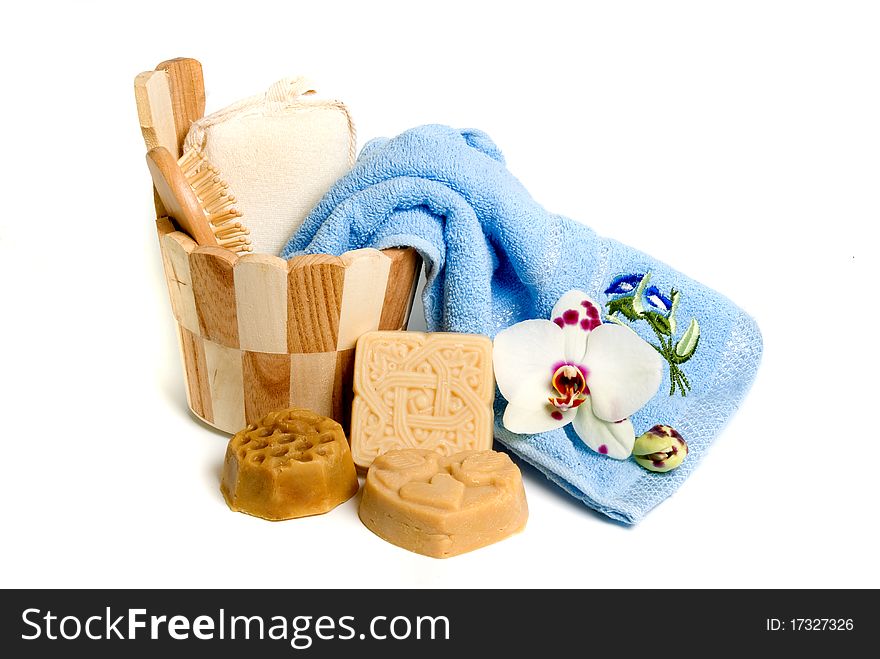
[156, 217, 421, 434]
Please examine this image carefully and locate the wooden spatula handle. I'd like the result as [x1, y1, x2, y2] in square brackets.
[156, 58, 206, 157]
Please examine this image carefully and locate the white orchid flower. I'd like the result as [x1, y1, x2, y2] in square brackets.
[493, 290, 663, 459]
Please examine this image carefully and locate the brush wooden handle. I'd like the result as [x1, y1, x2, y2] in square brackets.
[156, 58, 206, 156]
[146, 146, 219, 247]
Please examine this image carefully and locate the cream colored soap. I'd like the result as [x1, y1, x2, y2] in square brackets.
[359, 449, 528, 558]
[220, 408, 358, 521]
[351, 331, 494, 470]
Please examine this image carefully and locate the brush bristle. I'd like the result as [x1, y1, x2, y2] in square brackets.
[178, 149, 252, 255]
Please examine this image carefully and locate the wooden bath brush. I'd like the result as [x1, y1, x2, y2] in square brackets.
[146, 146, 252, 254]
[136, 58, 251, 254]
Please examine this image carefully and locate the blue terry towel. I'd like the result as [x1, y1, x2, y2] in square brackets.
[282, 125, 762, 524]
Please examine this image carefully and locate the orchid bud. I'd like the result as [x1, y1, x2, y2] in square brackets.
[633, 424, 687, 472]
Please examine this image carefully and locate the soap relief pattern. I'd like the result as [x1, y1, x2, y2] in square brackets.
[604, 273, 701, 396]
[357, 336, 492, 457]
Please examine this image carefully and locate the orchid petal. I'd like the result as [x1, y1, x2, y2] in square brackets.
[571, 398, 636, 459]
[493, 319, 564, 404]
[550, 290, 603, 364]
[502, 397, 578, 435]
[584, 323, 663, 421]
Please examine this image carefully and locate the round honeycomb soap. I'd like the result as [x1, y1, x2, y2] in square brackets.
[220, 408, 358, 521]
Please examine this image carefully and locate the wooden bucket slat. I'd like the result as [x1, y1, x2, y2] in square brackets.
[190, 247, 239, 347]
[157, 223, 422, 434]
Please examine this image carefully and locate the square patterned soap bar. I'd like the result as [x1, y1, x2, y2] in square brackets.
[351, 331, 494, 469]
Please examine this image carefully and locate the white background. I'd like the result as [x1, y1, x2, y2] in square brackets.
[1, 1, 877, 589]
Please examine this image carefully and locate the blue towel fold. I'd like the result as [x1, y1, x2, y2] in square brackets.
[282, 125, 762, 524]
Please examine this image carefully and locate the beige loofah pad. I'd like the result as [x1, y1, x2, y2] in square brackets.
[184, 78, 356, 255]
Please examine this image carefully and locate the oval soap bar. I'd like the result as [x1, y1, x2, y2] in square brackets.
[359, 448, 528, 558]
[220, 408, 358, 520]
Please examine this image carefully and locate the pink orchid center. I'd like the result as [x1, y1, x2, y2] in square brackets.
[549, 364, 589, 412]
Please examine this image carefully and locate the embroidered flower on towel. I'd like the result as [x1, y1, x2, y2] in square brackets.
[605, 272, 701, 396]
[493, 290, 663, 459]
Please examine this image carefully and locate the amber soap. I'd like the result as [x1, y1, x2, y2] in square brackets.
[350, 331, 494, 470]
[359, 448, 528, 558]
[220, 408, 358, 521]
